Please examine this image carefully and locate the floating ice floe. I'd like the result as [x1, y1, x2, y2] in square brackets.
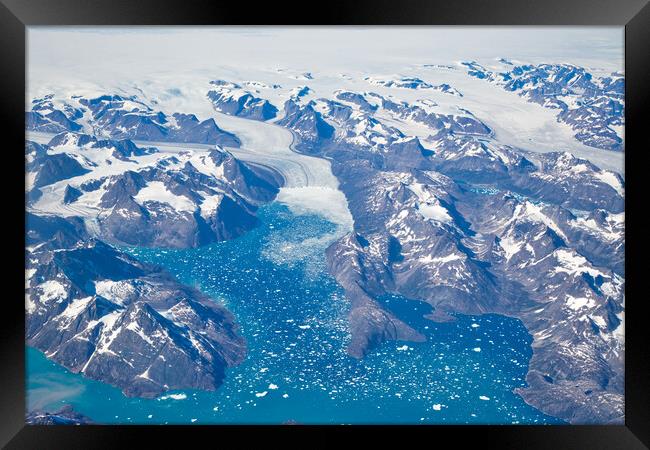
[158, 393, 187, 401]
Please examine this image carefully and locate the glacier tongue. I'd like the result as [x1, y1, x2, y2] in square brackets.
[209, 111, 353, 230]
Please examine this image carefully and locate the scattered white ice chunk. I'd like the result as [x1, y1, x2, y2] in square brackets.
[158, 393, 187, 401]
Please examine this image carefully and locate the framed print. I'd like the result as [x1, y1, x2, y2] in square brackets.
[2, 0, 649, 448]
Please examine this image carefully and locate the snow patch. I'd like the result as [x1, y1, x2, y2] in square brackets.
[134, 181, 196, 212]
[594, 170, 624, 196]
[189, 153, 225, 178]
[199, 194, 223, 220]
[38, 280, 67, 303]
[566, 295, 596, 311]
[59, 296, 93, 318]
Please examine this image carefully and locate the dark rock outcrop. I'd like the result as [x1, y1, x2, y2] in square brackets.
[208, 81, 278, 120]
[26, 405, 93, 425]
[461, 61, 624, 151]
[276, 87, 625, 424]
[26, 213, 246, 399]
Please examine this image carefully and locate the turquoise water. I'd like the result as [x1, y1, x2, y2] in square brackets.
[27, 203, 563, 424]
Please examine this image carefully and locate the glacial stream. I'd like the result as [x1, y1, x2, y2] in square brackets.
[28, 203, 564, 424]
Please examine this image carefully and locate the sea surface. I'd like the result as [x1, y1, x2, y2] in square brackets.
[27, 203, 564, 424]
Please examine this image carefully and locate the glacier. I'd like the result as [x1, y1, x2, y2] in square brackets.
[25, 27, 624, 425]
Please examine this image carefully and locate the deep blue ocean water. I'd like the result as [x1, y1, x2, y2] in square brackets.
[27, 203, 564, 424]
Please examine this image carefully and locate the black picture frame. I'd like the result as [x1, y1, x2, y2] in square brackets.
[2, 0, 648, 448]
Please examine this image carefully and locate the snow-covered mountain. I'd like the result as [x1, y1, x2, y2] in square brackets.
[207, 80, 279, 120]
[25, 55, 625, 424]
[26, 405, 93, 425]
[25, 125, 280, 397]
[275, 89, 623, 213]
[323, 160, 624, 424]
[262, 79, 625, 424]
[365, 76, 463, 96]
[461, 61, 624, 151]
[28, 94, 241, 147]
[27, 132, 280, 248]
[26, 213, 246, 398]
[380, 96, 491, 137]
